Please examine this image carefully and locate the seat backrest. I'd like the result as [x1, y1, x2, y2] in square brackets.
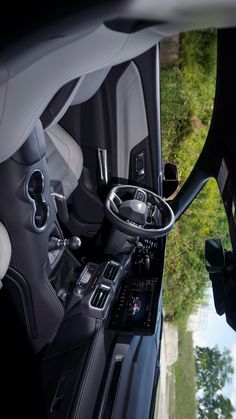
[42, 67, 110, 199]
[45, 123, 83, 199]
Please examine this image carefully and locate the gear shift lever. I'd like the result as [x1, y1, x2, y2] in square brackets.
[65, 236, 82, 250]
[49, 236, 81, 251]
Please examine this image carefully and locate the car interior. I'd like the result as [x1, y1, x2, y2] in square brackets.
[1, 1, 236, 418]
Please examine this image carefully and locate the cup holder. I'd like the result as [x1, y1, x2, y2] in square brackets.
[27, 170, 49, 231]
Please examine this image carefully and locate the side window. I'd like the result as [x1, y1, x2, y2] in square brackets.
[160, 30, 235, 419]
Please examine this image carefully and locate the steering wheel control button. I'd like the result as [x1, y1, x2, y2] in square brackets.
[135, 189, 147, 203]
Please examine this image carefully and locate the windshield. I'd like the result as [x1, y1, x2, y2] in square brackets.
[160, 30, 236, 418]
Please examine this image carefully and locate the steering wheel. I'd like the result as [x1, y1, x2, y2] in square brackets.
[105, 185, 175, 238]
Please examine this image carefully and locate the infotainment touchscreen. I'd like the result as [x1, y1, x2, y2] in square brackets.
[109, 277, 161, 335]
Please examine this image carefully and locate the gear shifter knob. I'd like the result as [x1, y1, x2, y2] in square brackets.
[49, 236, 81, 251]
[65, 236, 81, 250]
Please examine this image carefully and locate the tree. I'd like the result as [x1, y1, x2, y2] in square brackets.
[198, 394, 234, 419]
[195, 346, 235, 418]
[195, 346, 234, 395]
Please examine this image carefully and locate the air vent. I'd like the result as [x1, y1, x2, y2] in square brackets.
[91, 285, 110, 309]
[103, 262, 119, 281]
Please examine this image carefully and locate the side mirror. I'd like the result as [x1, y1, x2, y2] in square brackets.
[205, 239, 236, 331]
[163, 163, 179, 199]
[205, 239, 225, 316]
[205, 239, 225, 272]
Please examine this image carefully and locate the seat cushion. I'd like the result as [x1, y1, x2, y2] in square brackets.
[45, 123, 83, 199]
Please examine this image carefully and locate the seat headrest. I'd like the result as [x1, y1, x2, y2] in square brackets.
[41, 67, 110, 130]
[41, 78, 81, 130]
[71, 67, 110, 105]
[12, 120, 46, 165]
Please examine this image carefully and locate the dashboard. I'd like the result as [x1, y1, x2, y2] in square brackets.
[55, 238, 164, 337]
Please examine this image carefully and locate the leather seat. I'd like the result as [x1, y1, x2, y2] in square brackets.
[45, 124, 83, 199]
[42, 67, 110, 199]
[0, 222, 11, 289]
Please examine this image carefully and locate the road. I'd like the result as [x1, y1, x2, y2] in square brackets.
[154, 322, 178, 419]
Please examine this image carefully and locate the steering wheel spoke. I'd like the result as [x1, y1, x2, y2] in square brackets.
[151, 204, 162, 228]
[145, 204, 154, 226]
[134, 188, 147, 203]
[109, 192, 122, 213]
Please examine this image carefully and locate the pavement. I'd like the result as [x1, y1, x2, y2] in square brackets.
[154, 322, 178, 419]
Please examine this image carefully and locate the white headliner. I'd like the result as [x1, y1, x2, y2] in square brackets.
[0, 25, 161, 162]
[1, 0, 236, 162]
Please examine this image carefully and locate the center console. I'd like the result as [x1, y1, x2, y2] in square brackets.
[51, 237, 164, 338]
[38, 234, 164, 419]
[0, 122, 65, 353]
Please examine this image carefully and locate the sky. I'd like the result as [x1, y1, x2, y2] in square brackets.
[188, 287, 236, 416]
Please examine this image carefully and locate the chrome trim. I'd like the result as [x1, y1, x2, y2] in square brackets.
[89, 283, 111, 311]
[51, 192, 66, 202]
[97, 352, 125, 419]
[97, 148, 108, 184]
[26, 169, 50, 232]
[102, 260, 120, 282]
[32, 201, 50, 232]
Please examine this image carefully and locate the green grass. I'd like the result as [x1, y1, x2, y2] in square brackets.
[160, 28, 232, 419]
[163, 177, 230, 320]
[168, 365, 176, 419]
[174, 317, 197, 419]
[160, 29, 231, 320]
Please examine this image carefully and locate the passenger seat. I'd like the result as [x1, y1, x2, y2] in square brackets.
[41, 67, 110, 200]
[0, 222, 11, 289]
[45, 124, 83, 199]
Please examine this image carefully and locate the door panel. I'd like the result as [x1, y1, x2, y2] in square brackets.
[116, 61, 148, 179]
[60, 45, 162, 237]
